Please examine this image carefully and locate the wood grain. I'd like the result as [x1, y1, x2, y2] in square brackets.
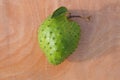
[0, 0, 120, 80]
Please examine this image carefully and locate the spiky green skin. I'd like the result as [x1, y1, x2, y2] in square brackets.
[38, 7, 81, 65]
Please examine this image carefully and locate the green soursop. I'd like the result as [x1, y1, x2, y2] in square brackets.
[38, 6, 81, 65]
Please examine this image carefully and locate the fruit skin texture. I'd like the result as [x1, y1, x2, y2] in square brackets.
[38, 7, 81, 65]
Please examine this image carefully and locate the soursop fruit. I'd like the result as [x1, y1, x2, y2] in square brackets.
[38, 6, 81, 65]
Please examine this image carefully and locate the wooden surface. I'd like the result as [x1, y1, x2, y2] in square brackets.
[0, 0, 120, 80]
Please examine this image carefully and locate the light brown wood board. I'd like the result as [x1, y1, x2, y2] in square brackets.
[0, 0, 120, 80]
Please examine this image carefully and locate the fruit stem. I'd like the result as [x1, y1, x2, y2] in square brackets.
[68, 13, 91, 21]
[68, 15, 82, 18]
